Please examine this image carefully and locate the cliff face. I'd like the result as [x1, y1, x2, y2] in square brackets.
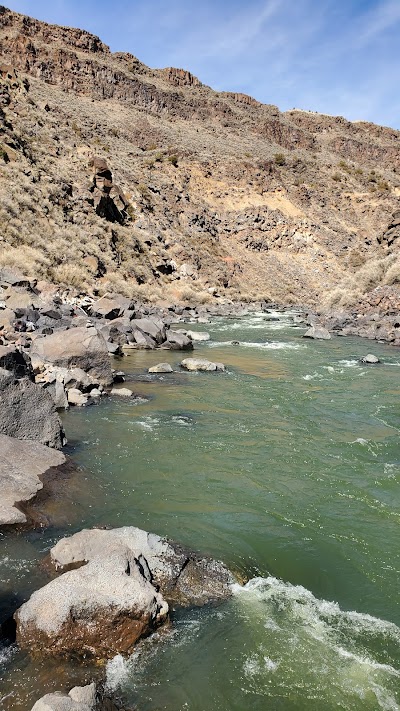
[0, 5, 399, 308]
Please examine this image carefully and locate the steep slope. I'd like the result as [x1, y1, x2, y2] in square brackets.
[0, 5, 399, 307]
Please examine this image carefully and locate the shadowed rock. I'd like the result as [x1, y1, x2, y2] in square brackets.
[0, 433, 66, 526]
[0, 367, 65, 448]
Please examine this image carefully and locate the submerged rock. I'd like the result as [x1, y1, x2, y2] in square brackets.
[0, 433, 66, 526]
[180, 358, 225, 372]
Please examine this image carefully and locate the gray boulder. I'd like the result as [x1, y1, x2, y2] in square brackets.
[0, 367, 65, 448]
[31, 683, 96, 711]
[303, 325, 331, 340]
[360, 354, 380, 364]
[90, 295, 124, 320]
[163, 330, 193, 350]
[130, 317, 166, 344]
[148, 363, 173, 373]
[50, 526, 234, 607]
[0, 433, 66, 526]
[110, 387, 132, 397]
[16, 549, 169, 659]
[0, 344, 33, 378]
[180, 358, 225, 372]
[67, 388, 89, 406]
[30, 327, 113, 386]
[184, 330, 210, 342]
[129, 328, 156, 349]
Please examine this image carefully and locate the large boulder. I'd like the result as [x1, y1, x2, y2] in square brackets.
[30, 327, 113, 386]
[303, 325, 331, 340]
[15, 549, 169, 659]
[90, 296, 124, 320]
[0, 433, 66, 526]
[130, 318, 166, 344]
[163, 330, 193, 350]
[50, 526, 234, 607]
[180, 358, 225, 372]
[0, 367, 65, 448]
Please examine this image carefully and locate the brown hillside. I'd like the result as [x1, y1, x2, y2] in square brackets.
[0, 5, 399, 308]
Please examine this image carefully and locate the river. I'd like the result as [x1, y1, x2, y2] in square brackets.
[1, 311, 399, 710]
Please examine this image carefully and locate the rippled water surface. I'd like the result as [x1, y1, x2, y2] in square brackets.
[1, 311, 399, 710]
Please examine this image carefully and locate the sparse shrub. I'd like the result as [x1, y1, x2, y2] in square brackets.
[52, 263, 89, 290]
[0, 146, 9, 163]
[274, 153, 286, 166]
[338, 160, 350, 172]
[332, 173, 341, 182]
[383, 259, 400, 285]
[167, 154, 178, 167]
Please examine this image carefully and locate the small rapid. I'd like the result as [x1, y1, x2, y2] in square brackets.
[106, 576, 400, 711]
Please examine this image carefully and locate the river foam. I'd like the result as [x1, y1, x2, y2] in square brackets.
[106, 575, 400, 710]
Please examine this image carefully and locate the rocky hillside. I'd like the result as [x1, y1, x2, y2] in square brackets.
[0, 5, 399, 309]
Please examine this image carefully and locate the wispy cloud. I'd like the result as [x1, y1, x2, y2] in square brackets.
[3, 0, 400, 128]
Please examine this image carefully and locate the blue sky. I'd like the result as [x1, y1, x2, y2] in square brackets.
[4, 0, 400, 129]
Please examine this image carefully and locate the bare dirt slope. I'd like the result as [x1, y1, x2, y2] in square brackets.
[0, 5, 399, 308]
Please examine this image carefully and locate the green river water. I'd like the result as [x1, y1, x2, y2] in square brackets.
[1, 311, 399, 710]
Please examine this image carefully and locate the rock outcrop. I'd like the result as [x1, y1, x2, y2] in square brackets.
[0, 433, 66, 526]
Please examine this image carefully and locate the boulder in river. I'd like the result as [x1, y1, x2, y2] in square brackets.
[50, 526, 234, 607]
[180, 358, 225, 372]
[148, 363, 173, 373]
[15, 525, 234, 659]
[110, 387, 132, 397]
[303, 325, 331, 340]
[31, 683, 96, 711]
[16, 548, 169, 659]
[163, 330, 193, 350]
[0, 433, 66, 526]
[30, 327, 113, 386]
[182, 330, 210, 342]
[360, 354, 380, 364]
